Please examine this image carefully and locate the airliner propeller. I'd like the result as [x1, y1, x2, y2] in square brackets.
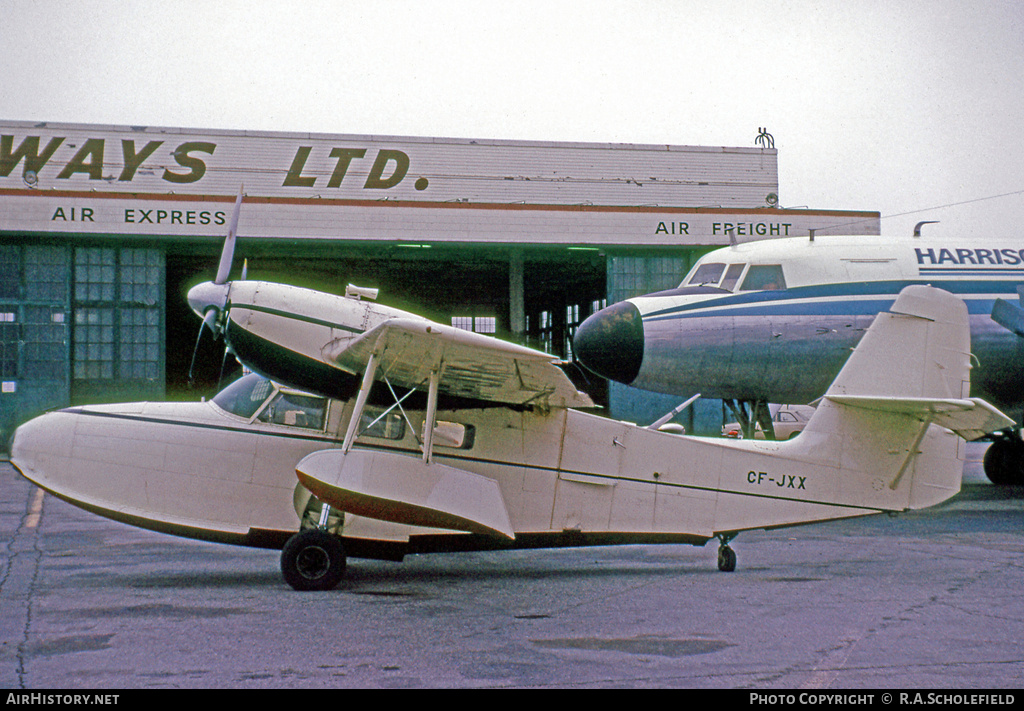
[992, 285, 1024, 338]
[187, 187, 244, 385]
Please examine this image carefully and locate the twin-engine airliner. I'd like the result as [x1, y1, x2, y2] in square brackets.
[573, 234, 1024, 484]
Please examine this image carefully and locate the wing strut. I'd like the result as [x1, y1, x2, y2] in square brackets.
[422, 368, 440, 464]
[366, 380, 417, 436]
[341, 354, 444, 465]
[342, 351, 379, 454]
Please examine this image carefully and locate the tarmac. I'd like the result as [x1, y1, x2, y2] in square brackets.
[1, 444, 1022, 689]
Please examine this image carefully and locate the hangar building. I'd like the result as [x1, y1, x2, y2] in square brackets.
[0, 120, 879, 443]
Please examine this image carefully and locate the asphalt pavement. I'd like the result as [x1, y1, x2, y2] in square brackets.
[1, 444, 1022, 689]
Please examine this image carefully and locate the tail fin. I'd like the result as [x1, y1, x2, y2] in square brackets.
[800, 285, 1013, 509]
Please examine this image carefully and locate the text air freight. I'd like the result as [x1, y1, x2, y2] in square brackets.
[654, 221, 793, 236]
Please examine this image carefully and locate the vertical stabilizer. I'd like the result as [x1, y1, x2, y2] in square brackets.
[824, 285, 970, 401]
[798, 286, 1012, 510]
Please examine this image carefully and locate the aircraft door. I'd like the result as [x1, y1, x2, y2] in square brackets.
[552, 413, 627, 531]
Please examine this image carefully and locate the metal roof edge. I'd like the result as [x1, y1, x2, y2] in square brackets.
[0, 118, 775, 155]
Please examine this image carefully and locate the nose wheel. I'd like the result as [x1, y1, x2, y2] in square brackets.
[716, 534, 737, 572]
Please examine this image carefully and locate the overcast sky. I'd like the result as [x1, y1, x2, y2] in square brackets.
[3, 0, 1022, 239]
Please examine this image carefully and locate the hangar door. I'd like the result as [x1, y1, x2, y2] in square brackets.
[0, 244, 70, 446]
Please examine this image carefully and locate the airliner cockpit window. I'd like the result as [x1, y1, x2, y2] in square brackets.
[739, 264, 786, 291]
[720, 263, 747, 291]
[257, 391, 327, 430]
[212, 373, 275, 419]
[685, 262, 725, 287]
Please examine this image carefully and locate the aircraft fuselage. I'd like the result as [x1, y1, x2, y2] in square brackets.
[8, 363, 972, 563]
[575, 236, 1024, 415]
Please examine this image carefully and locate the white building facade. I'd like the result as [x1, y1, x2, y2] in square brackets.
[0, 121, 879, 440]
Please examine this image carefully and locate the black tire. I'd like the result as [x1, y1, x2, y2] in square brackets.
[983, 438, 1024, 486]
[281, 529, 347, 591]
[717, 545, 737, 572]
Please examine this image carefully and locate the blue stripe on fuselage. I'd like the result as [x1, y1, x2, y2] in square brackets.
[641, 280, 1018, 321]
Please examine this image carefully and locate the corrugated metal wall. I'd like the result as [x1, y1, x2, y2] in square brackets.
[0, 121, 779, 208]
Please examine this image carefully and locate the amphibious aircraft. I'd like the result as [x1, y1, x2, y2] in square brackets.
[574, 233, 1024, 485]
[9, 195, 1013, 591]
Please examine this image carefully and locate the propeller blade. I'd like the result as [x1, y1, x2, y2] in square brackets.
[216, 343, 234, 391]
[214, 186, 244, 285]
[188, 312, 214, 385]
[199, 306, 219, 334]
[240, 258, 248, 281]
[992, 297, 1024, 338]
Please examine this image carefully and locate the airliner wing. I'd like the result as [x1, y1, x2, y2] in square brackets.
[325, 318, 594, 409]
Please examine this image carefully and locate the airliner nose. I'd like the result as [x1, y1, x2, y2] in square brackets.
[573, 301, 644, 384]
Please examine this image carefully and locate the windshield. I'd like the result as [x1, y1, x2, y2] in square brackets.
[685, 262, 725, 286]
[212, 373, 276, 419]
[682, 261, 747, 291]
[739, 264, 786, 291]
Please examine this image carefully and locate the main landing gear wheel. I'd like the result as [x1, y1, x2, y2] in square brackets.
[983, 436, 1024, 486]
[716, 534, 737, 572]
[281, 529, 347, 591]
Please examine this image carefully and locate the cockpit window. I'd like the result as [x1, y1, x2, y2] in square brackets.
[685, 262, 725, 287]
[212, 373, 275, 419]
[720, 263, 746, 291]
[739, 264, 786, 291]
[212, 373, 327, 429]
[682, 262, 748, 290]
[257, 391, 327, 430]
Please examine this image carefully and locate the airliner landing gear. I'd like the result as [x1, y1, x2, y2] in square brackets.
[281, 529, 347, 591]
[983, 433, 1024, 486]
[724, 399, 776, 440]
[716, 534, 737, 572]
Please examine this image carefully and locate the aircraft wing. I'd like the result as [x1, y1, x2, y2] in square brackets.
[325, 318, 594, 409]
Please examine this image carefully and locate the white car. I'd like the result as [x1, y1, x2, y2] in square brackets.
[722, 404, 815, 440]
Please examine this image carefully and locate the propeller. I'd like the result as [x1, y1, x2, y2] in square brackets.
[187, 314, 214, 386]
[187, 186, 245, 386]
[992, 285, 1024, 338]
[214, 187, 243, 285]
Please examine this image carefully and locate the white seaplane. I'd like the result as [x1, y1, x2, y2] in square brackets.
[10, 193, 1013, 590]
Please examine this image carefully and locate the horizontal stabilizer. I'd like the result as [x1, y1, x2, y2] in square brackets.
[823, 395, 1014, 441]
[296, 449, 515, 540]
